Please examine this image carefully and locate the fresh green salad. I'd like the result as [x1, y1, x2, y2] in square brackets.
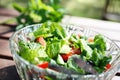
[18, 22, 112, 75]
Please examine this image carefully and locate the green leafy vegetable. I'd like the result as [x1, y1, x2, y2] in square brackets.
[67, 55, 86, 74]
[18, 22, 112, 75]
[69, 34, 81, 49]
[18, 41, 48, 64]
[33, 22, 67, 39]
[13, 0, 64, 30]
[79, 39, 93, 60]
[46, 41, 61, 59]
[94, 34, 106, 52]
[89, 34, 106, 54]
[88, 34, 111, 73]
[57, 54, 65, 65]
[91, 48, 112, 73]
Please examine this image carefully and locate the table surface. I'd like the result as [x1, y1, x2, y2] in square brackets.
[0, 8, 120, 80]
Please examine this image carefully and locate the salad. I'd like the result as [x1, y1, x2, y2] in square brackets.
[18, 22, 112, 76]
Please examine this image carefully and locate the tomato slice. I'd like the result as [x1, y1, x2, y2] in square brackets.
[61, 52, 73, 62]
[36, 37, 46, 46]
[37, 62, 49, 68]
[61, 48, 81, 62]
[105, 64, 111, 70]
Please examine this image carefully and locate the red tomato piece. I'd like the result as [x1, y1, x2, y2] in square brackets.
[105, 64, 111, 70]
[61, 52, 73, 62]
[36, 37, 46, 46]
[37, 62, 49, 68]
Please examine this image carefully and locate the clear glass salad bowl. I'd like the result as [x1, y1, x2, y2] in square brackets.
[9, 23, 120, 80]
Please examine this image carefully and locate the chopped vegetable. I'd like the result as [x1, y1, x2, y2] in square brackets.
[18, 22, 112, 76]
[61, 51, 73, 61]
[105, 63, 111, 70]
[36, 37, 46, 46]
[37, 62, 49, 68]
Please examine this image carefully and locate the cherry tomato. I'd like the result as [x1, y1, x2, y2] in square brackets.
[36, 37, 46, 46]
[61, 52, 73, 62]
[37, 62, 49, 68]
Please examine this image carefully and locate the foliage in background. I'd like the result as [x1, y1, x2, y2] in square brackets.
[13, 0, 64, 30]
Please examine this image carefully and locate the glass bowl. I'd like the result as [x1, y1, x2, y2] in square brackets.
[9, 23, 120, 80]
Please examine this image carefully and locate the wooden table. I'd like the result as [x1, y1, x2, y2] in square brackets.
[0, 9, 120, 80]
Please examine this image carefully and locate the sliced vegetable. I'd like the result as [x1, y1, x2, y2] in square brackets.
[61, 51, 73, 61]
[105, 64, 111, 70]
[37, 62, 49, 68]
[59, 44, 71, 53]
[36, 37, 46, 46]
[56, 55, 65, 65]
[80, 39, 93, 60]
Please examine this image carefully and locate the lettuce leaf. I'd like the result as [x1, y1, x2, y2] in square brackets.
[18, 41, 47, 64]
[89, 34, 106, 54]
[46, 41, 61, 59]
[67, 55, 86, 74]
[33, 22, 67, 39]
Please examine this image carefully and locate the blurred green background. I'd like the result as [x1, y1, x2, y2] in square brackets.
[0, 0, 120, 21]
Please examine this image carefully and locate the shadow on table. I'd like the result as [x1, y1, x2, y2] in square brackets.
[0, 65, 20, 80]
